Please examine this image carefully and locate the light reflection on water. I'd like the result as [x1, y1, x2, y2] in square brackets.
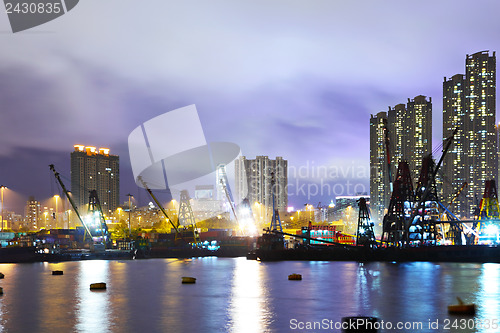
[476, 264, 500, 332]
[228, 258, 268, 332]
[76, 261, 111, 333]
[0, 259, 498, 332]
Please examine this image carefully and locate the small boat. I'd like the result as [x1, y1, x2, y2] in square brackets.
[448, 297, 476, 315]
[52, 270, 63, 275]
[181, 277, 196, 284]
[288, 273, 302, 280]
[90, 282, 107, 290]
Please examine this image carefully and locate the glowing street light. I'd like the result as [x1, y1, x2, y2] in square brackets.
[43, 211, 48, 229]
[0, 185, 6, 231]
[126, 194, 133, 237]
[54, 195, 60, 229]
[116, 207, 123, 224]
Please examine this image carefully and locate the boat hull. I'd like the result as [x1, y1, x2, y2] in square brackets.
[255, 245, 500, 263]
[448, 304, 476, 315]
[0, 246, 37, 263]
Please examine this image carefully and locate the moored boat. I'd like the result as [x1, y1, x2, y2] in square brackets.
[448, 297, 476, 315]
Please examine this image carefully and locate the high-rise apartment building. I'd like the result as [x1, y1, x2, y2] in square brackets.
[387, 103, 405, 169]
[235, 156, 288, 212]
[443, 51, 497, 218]
[406, 95, 433, 182]
[370, 96, 432, 222]
[70, 145, 120, 215]
[25, 196, 41, 230]
[370, 112, 390, 222]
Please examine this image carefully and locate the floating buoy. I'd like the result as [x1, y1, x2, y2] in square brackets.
[341, 316, 379, 332]
[52, 270, 64, 275]
[288, 273, 302, 280]
[0, 273, 4, 279]
[181, 277, 196, 284]
[90, 282, 107, 290]
[448, 297, 476, 315]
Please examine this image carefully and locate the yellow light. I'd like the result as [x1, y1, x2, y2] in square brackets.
[99, 148, 110, 155]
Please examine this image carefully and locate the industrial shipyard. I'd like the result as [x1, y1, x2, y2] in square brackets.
[0, 51, 499, 265]
[5, 2, 500, 332]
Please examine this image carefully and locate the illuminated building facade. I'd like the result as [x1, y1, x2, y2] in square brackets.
[370, 96, 432, 222]
[192, 185, 223, 219]
[235, 156, 288, 212]
[387, 103, 405, 171]
[405, 95, 432, 184]
[70, 145, 120, 215]
[369, 112, 390, 222]
[25, 196, 41, 230]
[443, 51, 497, 218]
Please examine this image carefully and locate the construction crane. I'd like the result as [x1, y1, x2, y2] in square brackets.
[403, 127, 458, 246]
[381, 161, 414, 246]
[439, 182, 467, 244]
[88, 190, 110, 245]
[220, 178, 239, 225]
[447, 182, 468, 210]
[356, 197, 376, 248]
[475, 180, 500, 245]
[138, 177, 200, 244]
[269, 173, 282, 232]
[49, 164, 93, 241]
[138, 176, 180, 236]
[177, 189, 201, 243]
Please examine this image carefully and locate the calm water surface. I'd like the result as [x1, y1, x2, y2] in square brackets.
[0, 258, 498, 332]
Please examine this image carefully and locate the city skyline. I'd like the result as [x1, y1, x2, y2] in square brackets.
[1, 1, 500, 214]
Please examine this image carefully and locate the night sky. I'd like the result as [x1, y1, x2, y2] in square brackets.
[1, 0, 500, 213]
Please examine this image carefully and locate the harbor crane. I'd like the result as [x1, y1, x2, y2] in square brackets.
[138, 177, 200, 244]
[49, 164, 93, 241]
[88, 190, 110, 246]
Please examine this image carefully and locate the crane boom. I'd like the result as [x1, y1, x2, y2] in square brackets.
[138, 177, 180, 235]
[88, 190, 109, 239]
[404, 127, 458, 245]
[49, 164, 93, 239]
[220, 178, 239, 224]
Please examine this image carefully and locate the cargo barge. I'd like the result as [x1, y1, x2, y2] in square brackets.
[250, 229, 500, 263]
[253, 243, 500, 263]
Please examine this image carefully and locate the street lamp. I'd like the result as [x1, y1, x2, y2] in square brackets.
[0, 185, 6, 231]
[126, 194, 133, 237]
[117, 207, 123, 223]
[43, 211, 48, 229]
[54, 195, 60, 229]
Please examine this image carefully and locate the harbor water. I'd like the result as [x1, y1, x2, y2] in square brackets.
[0, 258, 499, 332]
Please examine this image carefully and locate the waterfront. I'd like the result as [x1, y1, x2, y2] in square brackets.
[0, 258, 498, 332]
